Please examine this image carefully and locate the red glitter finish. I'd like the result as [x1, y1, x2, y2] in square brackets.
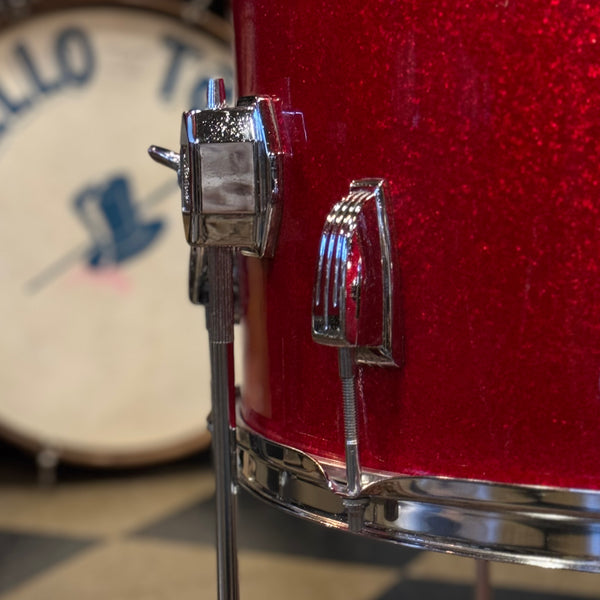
[234, 0, 600, 489]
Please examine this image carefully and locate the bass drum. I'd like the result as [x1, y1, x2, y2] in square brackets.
[234, 0, 600, 571]
[0, 0, 235, 466]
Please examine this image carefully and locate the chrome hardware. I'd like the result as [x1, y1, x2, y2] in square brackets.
[238, 424, 600, 573]
[312, 178, 398, 531]
[36, 447, 59, 487]
[338, 346, 364, 532]
[312, 178, 396, 366]
[149, 77, 283, 600]
[207, 245, 238, 600]
[146, 145, 180, 172]
[338, 347, 359, 495]
[475, 561, 492, 600]
[188, 246, 209, 306]
[188, 245, 241, 324]
[149, 78, 283, 257]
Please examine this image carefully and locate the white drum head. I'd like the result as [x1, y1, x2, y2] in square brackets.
[0, 5, 236, 466]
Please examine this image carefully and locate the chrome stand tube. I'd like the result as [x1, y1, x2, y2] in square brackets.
[475, 560, 492, 600]
[150, 75, 283, 600]
[207, 247, 239, 600]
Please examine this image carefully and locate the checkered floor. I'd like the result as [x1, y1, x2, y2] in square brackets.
[1, 440, 600, 600]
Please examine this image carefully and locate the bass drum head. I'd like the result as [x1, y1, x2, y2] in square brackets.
[0, 4, 235, 466]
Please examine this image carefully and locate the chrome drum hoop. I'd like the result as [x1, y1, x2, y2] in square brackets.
[237, 425, 600, 572]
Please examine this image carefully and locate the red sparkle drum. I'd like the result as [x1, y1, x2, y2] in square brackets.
[233, 0, 600, 570]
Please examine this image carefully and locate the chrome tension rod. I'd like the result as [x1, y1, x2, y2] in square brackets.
[312, 179, 398, 533]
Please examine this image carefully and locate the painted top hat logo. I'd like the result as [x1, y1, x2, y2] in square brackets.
[74, 175, 164, 268]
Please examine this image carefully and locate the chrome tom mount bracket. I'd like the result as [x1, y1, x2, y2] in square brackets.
[149, 78, 284, 600]
[150, 79, 282, 256]
[312, 178, 399, 533]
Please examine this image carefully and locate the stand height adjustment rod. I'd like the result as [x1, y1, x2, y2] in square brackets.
[149, 78, 283, 600]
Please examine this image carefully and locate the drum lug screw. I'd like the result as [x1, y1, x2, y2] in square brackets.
[343, 497, 369, 533]
[312, 178, 399, 533]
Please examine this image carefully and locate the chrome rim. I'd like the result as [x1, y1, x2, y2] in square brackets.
[237, 425, 600, 572]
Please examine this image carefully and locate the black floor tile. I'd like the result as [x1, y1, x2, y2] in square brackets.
[0, 530, 95, 593]
[136, 489, 419, 567]
[377, 580, 591, 600]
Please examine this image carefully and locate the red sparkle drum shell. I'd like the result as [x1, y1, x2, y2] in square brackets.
[234, 1, 600, 493]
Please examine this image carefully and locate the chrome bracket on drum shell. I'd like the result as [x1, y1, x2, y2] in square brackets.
[149, 78, 286, 600]
[312, 178, 398, 530]
[238, 424, 600, 573]
[150, 79, 283, 258]
[312, 178, 396, 366]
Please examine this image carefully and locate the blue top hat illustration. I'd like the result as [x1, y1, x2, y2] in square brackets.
[74, 175, 164, 268]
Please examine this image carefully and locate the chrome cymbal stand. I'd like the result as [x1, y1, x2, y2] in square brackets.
[149, 78, 283, 600]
